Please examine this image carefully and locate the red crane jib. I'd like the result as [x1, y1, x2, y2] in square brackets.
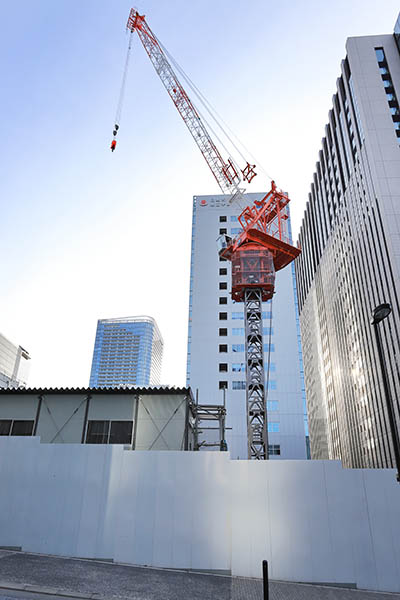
[126, 9, 245, 197]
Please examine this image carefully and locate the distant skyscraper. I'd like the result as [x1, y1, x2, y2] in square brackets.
[187, 192, 308, 460]
[89, 316, 163, 387]
[0, 333, 30, 389]
[295, 17, 400, 468]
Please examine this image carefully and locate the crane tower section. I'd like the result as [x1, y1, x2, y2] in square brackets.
[218, 182, 300, 460]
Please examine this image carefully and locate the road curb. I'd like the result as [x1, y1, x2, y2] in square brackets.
[0, 580, 100, 599]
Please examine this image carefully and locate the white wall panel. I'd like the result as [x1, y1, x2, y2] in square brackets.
[1, 439, 400, 592]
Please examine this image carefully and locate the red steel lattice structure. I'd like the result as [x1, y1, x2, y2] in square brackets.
[126, 9, 255, 197]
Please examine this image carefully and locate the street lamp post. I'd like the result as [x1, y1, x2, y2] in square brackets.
[371, 303, 400, 483]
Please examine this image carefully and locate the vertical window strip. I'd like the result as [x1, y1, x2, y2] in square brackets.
[349, 76, 365, 143]
[375, 47, 400, 144]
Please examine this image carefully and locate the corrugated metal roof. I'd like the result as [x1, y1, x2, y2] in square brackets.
[0, 385, 191, 396]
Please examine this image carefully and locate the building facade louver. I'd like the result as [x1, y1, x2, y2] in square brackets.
[295, 19, 400, 468]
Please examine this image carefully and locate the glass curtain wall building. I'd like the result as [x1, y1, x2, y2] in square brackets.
[89, 316, 163, 387]
[0, 333, 30, 389]
[187, 192, 308, 460]
[295, 18, 400, 468]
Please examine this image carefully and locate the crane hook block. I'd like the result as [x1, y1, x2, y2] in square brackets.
[110, 140, 117, 152]
[115, 124, 119, 131]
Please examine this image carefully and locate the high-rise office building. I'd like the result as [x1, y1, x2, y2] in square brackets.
[89, 316, 163, 387]
[0, 333, 30, 389]
[187, 192, 308, 460]
[295, 17, 400, 468]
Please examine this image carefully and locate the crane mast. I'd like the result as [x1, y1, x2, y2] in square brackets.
[116, 9, 301, 459]
[219, 181, 300, 459]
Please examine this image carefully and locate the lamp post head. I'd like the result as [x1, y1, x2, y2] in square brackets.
[371, 303, 392, 325]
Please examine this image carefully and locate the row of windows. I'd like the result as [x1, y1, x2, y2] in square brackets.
[228, 328, 273, 336]
[219, 380, 277, 390]
[219, 312, 271, 321]
[219, 228, 241, 235]
[220, 362, 276, 373]
[219, 343, 275, 352]
[0, 419, 135, 445]
[219, 216, 239, 223]
[375, 47, 400, 143]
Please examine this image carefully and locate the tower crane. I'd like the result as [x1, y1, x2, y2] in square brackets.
[113, 8, 301, 459]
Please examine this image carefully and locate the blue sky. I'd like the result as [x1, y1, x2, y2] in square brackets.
[1, 0, 399, 388]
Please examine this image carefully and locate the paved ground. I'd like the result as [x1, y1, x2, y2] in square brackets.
[0, 550, 399, 600]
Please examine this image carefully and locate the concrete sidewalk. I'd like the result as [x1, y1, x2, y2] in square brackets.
[0, 550, 399, 600]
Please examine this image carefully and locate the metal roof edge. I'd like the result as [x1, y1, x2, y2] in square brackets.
[0, 385, 192, 396]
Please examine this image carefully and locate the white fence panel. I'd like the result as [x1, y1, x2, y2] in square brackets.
[1, 438, 400, 592]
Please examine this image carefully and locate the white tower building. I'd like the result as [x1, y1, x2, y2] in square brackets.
[187, 192, 308, 460]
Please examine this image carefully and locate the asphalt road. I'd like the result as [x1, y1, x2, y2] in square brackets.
[0, 550, 400, 600]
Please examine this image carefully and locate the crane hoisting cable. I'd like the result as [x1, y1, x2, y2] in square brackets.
[110, 29, 135, 151]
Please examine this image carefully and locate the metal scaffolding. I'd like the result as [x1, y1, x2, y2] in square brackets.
[244, 288, 268, 459]
[192, 400, 227, 451]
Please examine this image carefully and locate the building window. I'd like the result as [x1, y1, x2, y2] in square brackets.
[230, 216, 238, 222]
[232, 312, 244, 319]
[267, 400, 279, 411]
[232, 363, 245, 372]
[219, 363, 228, 372]
[0, 420, 34, 436]
[86, 420, 133, 444]
[375, 47, 385, 63]
[219, 297, 227, 304]
[219, 328, 228, 336]
[219, 256, 227, 262]
[219, 268, 227, 276]
[219, 282, 227, 290]
[232, 344, 245, 352]
[219, 381, 228, 389]
[268, 422, 280, 433]
[231, 228, 242, 235]
[219, 216, 227, 223]
[219, 344, 228, 352]
[268, 444, 280, 455]
[233, 328, 245, 335]
[232, 381, 246, 390]
[219, 228, 227, 235]
[219, 312, 228, 320]
[0, 420, 11, 435]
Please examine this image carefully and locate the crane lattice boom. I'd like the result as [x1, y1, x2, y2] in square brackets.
[127, 9, 248, 197]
